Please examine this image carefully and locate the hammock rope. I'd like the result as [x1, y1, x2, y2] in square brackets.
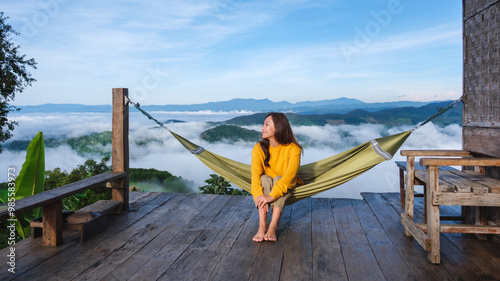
[125, 95, 462, 203]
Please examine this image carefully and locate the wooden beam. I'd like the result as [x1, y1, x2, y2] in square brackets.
[420, 158, 500, 167]
[42, 201, 63, 247]
[416, 223, 500, 234]
[400, 214, 431, 251]
[401, 150, 473, 157]
[426, 165, 441, 264]
[432, 193, 500, 206]
[111, 88, 130, 210]
[403, 156, 415, 237]
[0, 172, 126, 221]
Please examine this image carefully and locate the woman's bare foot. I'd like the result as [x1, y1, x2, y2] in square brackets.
[264, 227, 277, 242]
[253, 228, 266, 242]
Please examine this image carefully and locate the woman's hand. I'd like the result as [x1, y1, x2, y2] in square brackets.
[256, 195, 274, 211]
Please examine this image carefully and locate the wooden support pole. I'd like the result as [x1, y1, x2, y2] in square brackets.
[110, 88, 129, 210]
[404, 156, 415, 237]
[426, 165, 441, 264]
[399, 168, 405, 208]
[42, 201, 62, 247]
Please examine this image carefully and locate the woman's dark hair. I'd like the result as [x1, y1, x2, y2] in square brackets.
[259, 112, 303, 167]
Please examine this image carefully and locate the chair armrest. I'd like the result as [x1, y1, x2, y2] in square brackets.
[420, 158, 500, 167]
[401, 150, 473, 157]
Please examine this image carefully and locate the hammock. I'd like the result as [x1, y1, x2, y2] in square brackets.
[170, 130, 411, 204]
[126, 96, 461, 204]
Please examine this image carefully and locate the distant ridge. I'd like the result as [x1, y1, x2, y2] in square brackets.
[14, 98, 445, 114]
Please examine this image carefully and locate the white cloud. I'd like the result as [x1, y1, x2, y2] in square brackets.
[1, 112, 462, 199]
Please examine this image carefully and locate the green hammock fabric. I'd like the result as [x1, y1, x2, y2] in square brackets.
[170, 130, 412, 204]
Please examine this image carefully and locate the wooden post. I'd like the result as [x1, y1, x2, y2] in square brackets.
[42, 201, 62, 246]
[399, 168, 405, 208]
[426, 165, 440, 264]
[108, 88, 129, 210]
[404, 156, 415, 237]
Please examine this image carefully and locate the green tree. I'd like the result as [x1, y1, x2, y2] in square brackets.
[44, 156, 112, 210]
[0, 12, 37, 152]
[199, 174, 250, 196]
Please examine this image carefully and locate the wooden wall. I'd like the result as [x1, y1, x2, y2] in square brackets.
[462, 0, 500, 239]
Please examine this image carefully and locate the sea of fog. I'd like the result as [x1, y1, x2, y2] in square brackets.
[1, 111, 463, 199]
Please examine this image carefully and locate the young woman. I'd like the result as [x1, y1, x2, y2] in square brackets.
[251, 112, 302, 242]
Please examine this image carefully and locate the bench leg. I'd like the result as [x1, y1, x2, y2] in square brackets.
[404, 156, 416, 237]
[400, 168, 405, 208]
[42, 201, 63, 247]
[475, 206, 488, 240]
[427, 166, 440, 264]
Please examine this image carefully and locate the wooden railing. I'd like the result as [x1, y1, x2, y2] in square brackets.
[0, 88, 130, 246]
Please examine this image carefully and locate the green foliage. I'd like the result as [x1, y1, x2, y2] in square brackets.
[6, 131, 112, 156]
[224, 102, 463, 127]
[0, 132, 44, 244]
[199, 174, 250, 196]
[65, 131, 112, 156]
[0, 12, 37, 152]
[129, 168, 193, 193]
[200, 125, 261, 143]
[44, 156, 112, 210]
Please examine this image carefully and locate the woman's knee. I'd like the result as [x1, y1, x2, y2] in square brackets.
[272, 175, 282, 185]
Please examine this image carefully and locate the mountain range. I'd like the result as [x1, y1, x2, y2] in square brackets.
[14, 98, 443, 114]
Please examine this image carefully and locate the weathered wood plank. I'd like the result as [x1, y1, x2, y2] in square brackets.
[331, 198, 385, 281]
[0, 192, 173, 280]
[353, 199, 414, 281]
[0, 172, 126, 221]
[15, 193, 187, 281]
[414, 170, 455, 192]
[415, 223, 500, 234]
[78, 200, 122, 213]
[73, 194, 219, 281]
[401, 150, 473, 157]
[111, 88, 129, 209]
[7, 192, 500, 281]
[404, 156, 416, 230]
[121, 195, 231, 281]
[311, 198, 347, 281]
[209, 202, 262, 281]
[361, 193, 452, 280]
[400, 213, 431, 250]
[433, 192, 500, 206]
[279, 198, 313, 281]
[426, 165, 441, 263]
[156, 196, 253, 281]
[42, 201, 63, 247]
[249, 202, 292, 281]
[455, 170, 500, 189]
[181, 196, 255, 281]
[420, 158, 500, 167]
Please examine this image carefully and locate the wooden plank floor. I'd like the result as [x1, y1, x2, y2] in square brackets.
[2, 192, 500, 280]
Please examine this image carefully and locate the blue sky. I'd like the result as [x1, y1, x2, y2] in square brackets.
[3, 0, 462, 106]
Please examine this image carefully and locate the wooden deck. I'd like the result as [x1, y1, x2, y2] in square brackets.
[2, 192, 500, 281]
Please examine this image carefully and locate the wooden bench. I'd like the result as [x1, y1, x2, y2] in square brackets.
[30, 199, 123, 242]
[396, 161, 457, 208]
[0, 171, 127, 246]
[399, 150, 500, 264]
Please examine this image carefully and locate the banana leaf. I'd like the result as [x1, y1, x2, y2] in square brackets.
[12, 132, 45, 238]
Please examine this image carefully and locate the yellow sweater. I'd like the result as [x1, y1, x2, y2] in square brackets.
[251, 142, 301, 201]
